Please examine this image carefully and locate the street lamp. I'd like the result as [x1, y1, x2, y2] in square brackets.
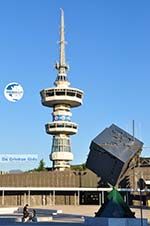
[137, 178, 146, 226]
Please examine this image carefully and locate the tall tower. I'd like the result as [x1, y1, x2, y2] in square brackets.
[40, 9, 84, 171]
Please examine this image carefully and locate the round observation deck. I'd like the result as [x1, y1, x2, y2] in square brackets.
[40, 87, 83, 108]
[45, 121, 78, 135]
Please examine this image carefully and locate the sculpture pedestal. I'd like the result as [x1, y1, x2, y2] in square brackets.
[85, 217, 148, 226]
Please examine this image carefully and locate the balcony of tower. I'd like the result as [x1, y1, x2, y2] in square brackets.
[40, 87, 83, 108]
[45, 121, 78, 135]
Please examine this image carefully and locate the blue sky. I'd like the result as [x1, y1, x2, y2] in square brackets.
[0, 0, 150, 171]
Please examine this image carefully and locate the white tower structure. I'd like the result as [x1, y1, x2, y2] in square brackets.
[40, 9, 84, 171]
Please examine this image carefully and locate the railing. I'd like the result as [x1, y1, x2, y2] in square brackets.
[46, 122, 77, 130]
[43, 89, 83, 99]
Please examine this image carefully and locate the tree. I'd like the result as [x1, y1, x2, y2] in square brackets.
[35, 159, 46, 171]
[71, 163, 87, 171]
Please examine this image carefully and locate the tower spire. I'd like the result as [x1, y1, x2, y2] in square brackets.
[60, 8, 65, 67]
[55, 9, 69, 76]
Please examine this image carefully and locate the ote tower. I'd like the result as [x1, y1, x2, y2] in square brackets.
[40, 10, 84, 171]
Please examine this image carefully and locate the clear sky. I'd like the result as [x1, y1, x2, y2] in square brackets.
[0, 0, 150, 171]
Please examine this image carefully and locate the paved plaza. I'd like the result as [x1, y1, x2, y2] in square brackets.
[0, 205, 149, 225]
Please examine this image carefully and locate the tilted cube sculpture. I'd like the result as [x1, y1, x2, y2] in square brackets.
[86, 124, 143, 186]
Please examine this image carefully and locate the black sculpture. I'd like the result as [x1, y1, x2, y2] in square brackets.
[86, 124, 143, 218]
[86, 124, 143, 186]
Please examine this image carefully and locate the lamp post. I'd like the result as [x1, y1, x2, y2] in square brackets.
[137, 178, 146, 226]
[73, 171, 87, 205]
[74, 171, 87, 187]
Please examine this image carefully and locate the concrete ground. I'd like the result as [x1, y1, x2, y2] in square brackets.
[36, 205, 150, 226]
[0, 205, 149, 225]
[34, 205, 150, 220]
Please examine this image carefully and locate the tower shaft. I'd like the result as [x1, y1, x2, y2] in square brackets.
[40, 9, 83, 171]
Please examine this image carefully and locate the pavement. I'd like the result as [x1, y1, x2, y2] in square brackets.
[31, 205, 150, 221]
[0, 205, 149, 225]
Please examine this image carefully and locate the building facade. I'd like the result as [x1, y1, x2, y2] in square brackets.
[0, 163, 150, 206]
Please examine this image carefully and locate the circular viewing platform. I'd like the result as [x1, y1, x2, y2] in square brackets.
[40, 87, 83, 108]
[45, 122, 78, 135]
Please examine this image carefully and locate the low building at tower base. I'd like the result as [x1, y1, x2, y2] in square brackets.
[0, 162, 150, 206]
